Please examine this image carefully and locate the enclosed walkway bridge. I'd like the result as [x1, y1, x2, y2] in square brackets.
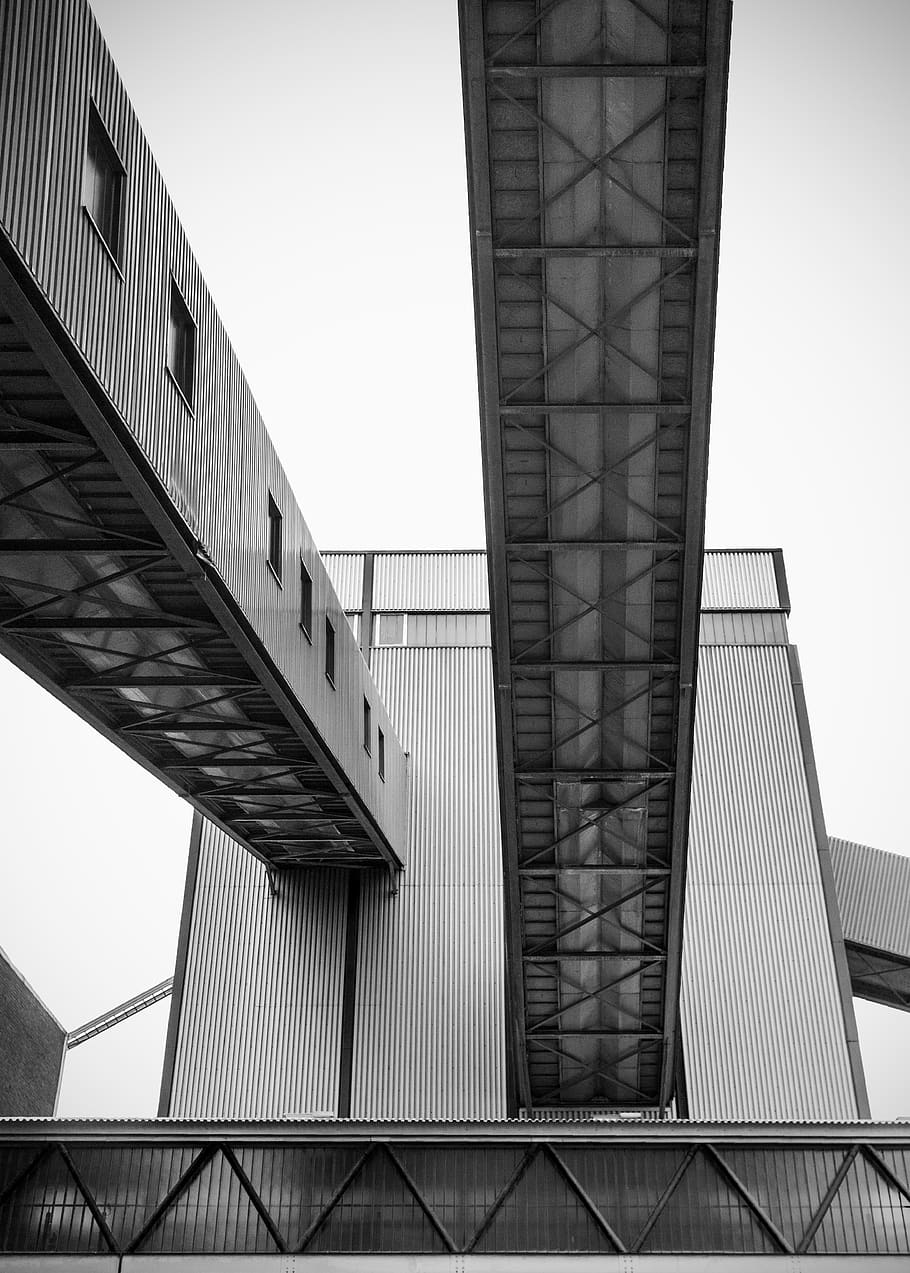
[0, 0, 407, 871]
[460, 0, 731, 1111]
[830, 837, 910, 1013]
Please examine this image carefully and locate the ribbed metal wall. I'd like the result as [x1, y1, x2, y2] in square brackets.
[171, 550, 858, 1120]
[0, 0, 407, 858]
[830, 837, 910, 957]
[321, 554, 364, 613]
[701, 551, 782, 611]
[170, 567, 505, 1119]
[681, 643, 858, 1119]
[699, 611, 788, 645]
[353, 645, 506, 1119]
[372, 552, 488, 611]
[169, 821, 348, 1118]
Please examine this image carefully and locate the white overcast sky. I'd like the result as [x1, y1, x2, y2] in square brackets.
[2, 0, 910, 1118]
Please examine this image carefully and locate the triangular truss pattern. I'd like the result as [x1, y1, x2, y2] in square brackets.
[66, 1145, 199, 1249]
[305, 1146, 448, 1254]
[134, 1149, 277, 1254]
[1, 1136, 909, 1256]
[394, 1145, 525, 1251]
[232, 1145, 364, 1252]
[805, 1149, 910, 1256]
[473, 1147, 617, 1253]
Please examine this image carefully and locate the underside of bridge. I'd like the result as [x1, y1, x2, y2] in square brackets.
[460, 0, 731, 1110]
[0, 267, 397, 871]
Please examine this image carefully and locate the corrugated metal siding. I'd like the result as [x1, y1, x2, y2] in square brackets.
[0, 0, 408, 860]
[322, 554, 364, 613]
[699, 612, 788, 646]
[372, 553, 488, 611]
[170, 821, 347, 1119]
[830, 837, 910, 959]
[680, 646, 858, 1120]
[352, 646, 506, 1119]
[701, 551, 781, 611]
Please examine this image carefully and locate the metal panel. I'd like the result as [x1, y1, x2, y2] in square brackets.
[701, 551, 782, 611]
[1, 1125, 910, 1258]
[372, 552, 489, 612]
[830, 838, 910, 959]
[0, 0, 407, 870]
[460, 0, 732, 1111]
[353, 645, 506, 1119]
[322, 555, 365, 613]
[829, 837, 910, 1011]
[169, 820, 348, 1119]
[680, 646, 858, 1120]
[698, 611, 788, 646]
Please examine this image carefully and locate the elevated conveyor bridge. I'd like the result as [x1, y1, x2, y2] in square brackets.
[0, 0, 406, 872]
[460, 0, 731, 1111]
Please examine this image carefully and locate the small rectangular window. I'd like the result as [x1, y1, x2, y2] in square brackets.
[378, 728, 385, 781]
[167, 278, 196, 408]
[83, 104, 124, 262]
[267, 492, 282, 581]
[377, 613, 404, 645]
[300, 560, 313, 637]
[325, 617, 335, 686]
[363, 697, 371, 754]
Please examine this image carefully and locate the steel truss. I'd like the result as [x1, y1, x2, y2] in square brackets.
[845, 941, 910, 1013]
[65, 978, 175, 1050]
[460, 0, 731, 1109]
[0, 283, 396, 870]
[0, 1125, 908, 1257]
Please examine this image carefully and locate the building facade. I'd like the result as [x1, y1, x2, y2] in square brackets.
[163, 549, 867, 1122]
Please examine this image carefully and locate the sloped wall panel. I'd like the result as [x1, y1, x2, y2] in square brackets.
[169, 821, 347, 1118]
[681, 645, 858, 1119]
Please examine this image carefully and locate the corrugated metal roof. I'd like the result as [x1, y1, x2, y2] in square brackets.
[681, 646, 858, 1120]
[1, 1116, 904, 1134]
[830, 837, 910, 958]
[701, 551, 783, 611]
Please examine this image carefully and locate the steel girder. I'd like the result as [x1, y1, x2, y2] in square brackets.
[460, 0, 731, 1110]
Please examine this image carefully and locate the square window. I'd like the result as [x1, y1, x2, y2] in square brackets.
[167, 278, 196, 408]
[300, 560, 313, 637]
[267, 493, 282, 581]
[378, 728, 385, 781]
[377, 613, 404, 645]
[363, 697, 371, 754]
[325, 617, 335, 686]
[82, 104, 124, 262]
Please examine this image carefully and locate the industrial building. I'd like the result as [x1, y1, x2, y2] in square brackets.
[1, 0, 910, 1265]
